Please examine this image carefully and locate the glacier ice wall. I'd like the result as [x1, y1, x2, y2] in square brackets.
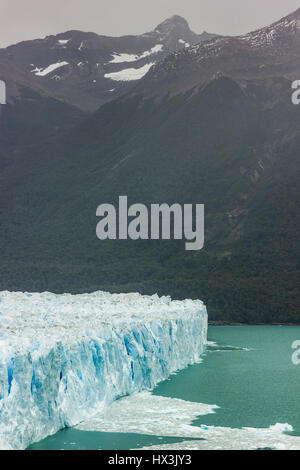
[0, 290, 207, 450]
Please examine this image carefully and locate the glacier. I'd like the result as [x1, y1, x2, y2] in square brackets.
[0, 290, 207, 450]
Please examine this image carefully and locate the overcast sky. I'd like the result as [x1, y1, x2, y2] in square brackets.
[1, 0, 300, 48]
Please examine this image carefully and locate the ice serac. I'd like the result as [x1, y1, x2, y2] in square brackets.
[0, 291, 207, 450]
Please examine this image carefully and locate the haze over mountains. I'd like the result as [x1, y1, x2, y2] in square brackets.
[0, 9, 300, 323]
[0, 15, 216, 111]
[135, 9, 300, 97]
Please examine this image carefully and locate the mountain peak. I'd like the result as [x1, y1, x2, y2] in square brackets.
[155, 15, 191, 34]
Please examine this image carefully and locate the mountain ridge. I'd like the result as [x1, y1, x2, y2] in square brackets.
[0, 9, 299, 323]
[131, 7, 300, 99]
[0, 15, 217, 111]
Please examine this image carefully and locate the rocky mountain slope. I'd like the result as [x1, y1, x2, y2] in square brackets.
[0, 9, 299, 322]
[0, 15, 216, 111]
[133, 8, 300, 98]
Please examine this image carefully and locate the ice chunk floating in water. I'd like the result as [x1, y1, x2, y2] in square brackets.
[0, 291, 207, 449]
[77, 393, 300, 450]
[76, 391, 218, 436]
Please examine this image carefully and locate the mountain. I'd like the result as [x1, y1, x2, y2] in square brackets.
[0, 15, 216, 111]
[0, 9, 299, 323]
[133, 7, 300, 98]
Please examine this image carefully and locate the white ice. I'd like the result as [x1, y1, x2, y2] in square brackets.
[109, 45, 163, 64]
[76, 391, 218, 436]
[57, 39, 70, 46]
[104, 63, 155, 81]
[178, 39, 190, 48]
[77, 391, 300, 451]
[32, 62, 69, 77]
[0, 290, 207, 449]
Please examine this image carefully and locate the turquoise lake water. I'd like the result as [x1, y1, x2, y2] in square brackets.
[28, 326, 300, 450]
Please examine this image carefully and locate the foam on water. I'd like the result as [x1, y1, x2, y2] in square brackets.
[205, 341, 252, 352]
[76, 391, 218, 436]
[76, 392, 300, 450]
[139, 423, 299, 450]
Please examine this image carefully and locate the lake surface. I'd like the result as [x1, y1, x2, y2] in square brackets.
[28, 326, 300, 450]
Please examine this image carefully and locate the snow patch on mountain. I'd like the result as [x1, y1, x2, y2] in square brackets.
[178, 39, 190, 47]
[105, 62, 155, 81]
[109, 44, 163, 64]
[57, 39, 71, 46]
[31, 61, 69, 77]
[240, 12, 300, 47]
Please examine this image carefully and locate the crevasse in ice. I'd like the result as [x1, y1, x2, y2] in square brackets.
[0, 290, 207, 449]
